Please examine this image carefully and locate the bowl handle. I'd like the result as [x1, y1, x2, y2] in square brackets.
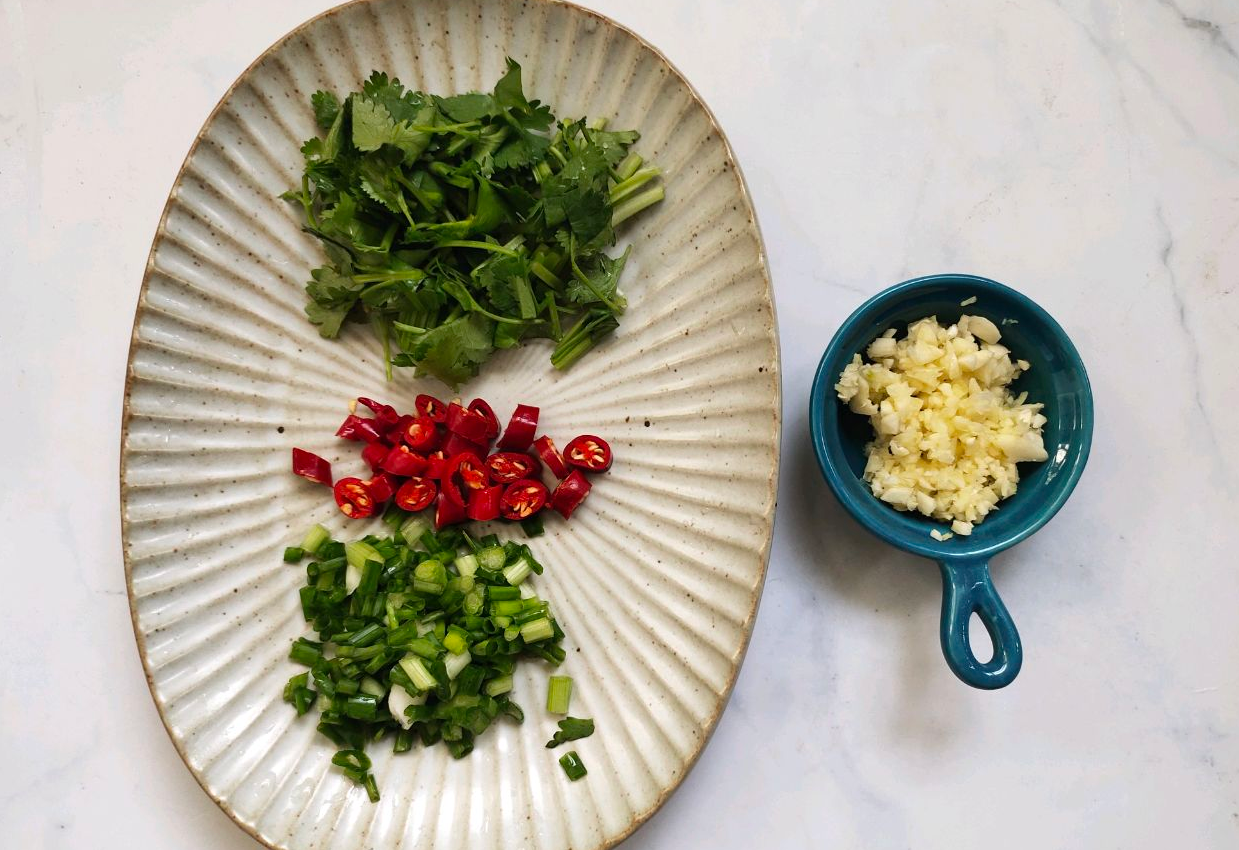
[937, 558, 1022, 689]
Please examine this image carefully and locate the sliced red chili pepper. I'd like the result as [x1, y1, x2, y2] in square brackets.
[550, 470, 591, 519]
[446, 402, 491, 443]
[435, 490, 467, 529]
[486, 451, 542, 484]
[500, 480, 549, 521]
[380, 444, 428, 477]
[466, 484, 504, 522]
[401, 415, 441, 453]
[533, 435, 569, 479]
[497, 404, 540, 451]
[361, 441, 389, 473]
[356, 397, 400, 434]
[390, 413, 415, 441]
[395, 477, 437, 512]
[291, 448, 333, 486]
[424, 450, 448, 480]
[468, 398, 501, 440]
[415, 394, 448, 424]
[443, 431, 489, 459]
[366, 473, 398, 502]
[334, 477, 376, 519]
[441, 451, 487, 507]
[564, 435, 613, 473]
[336, 414, 384, 444]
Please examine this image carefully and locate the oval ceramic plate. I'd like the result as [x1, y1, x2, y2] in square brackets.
[121, 1, 779, 848]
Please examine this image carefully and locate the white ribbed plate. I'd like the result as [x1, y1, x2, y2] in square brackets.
[121, 1, 779, 848]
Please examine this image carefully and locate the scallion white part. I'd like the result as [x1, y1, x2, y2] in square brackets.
[503, 558, 532, 586]
[444, 650, 472, 681]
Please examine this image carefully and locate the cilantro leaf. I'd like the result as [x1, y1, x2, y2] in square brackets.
[492, 134, 548, 170]
[545, 717, 594, 748]
[542, 145, 609, 227]
[493, 58, 529, 112]
[357, 153, 406, 215]
[438, 92, 497, 122]
[304, 266, 363, 338]
[398, 313, 495, 388]
[541, 144, 613, 242]
[474, 254, 529, 314]
[321, 101, 348, 163]
[306, 266, 363, 307]
[352, 97, 437, 162]
[567, 245, 630, 311]
[361, 71, 433, 124]
[305, 301, 352, 338]
[471, 176, 508, 233]
[588, 128, 639, 165]
[311, 90, 340, 129]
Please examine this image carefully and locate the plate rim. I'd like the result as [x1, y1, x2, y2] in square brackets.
[119, 0, 783, 846]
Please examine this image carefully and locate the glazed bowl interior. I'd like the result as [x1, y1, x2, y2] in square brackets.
[811, 274, 1093, 561]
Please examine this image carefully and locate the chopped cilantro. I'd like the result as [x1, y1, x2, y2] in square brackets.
[284, 59, 663, 387]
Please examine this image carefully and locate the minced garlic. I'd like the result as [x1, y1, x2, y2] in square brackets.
[835, 315, 1048, 533]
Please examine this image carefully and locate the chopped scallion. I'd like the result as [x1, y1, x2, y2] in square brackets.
[399, 655, 438, 692]
[282, 523, 572, 802]
[484, 674, 514, 697]
[519, 617, 554, 643]
[301, 524, 331, 556]
[546, 675, 573, 715]
[503, 558, 533, 586]
[558, 751, 587, 781]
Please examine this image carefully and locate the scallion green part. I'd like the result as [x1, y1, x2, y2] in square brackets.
[558, 751, 587, 781]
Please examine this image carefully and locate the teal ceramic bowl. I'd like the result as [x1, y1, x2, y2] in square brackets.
[810, 274, 1093, 689]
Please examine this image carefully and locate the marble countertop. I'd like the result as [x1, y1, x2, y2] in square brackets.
[4, 0, 1237, 846]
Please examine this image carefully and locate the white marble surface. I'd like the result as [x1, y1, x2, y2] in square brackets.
[3, 0, 1238, 846]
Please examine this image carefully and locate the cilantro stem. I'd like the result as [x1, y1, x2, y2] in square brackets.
[352, 270, 426, 284]
[393, 173, 440, 213]
[380, 319, 393, 382]
[302, 225, 359, 259]
[299, 174, 318, 228]
[569, 235, 622, 314]
[468, 303, 525, 325]
[612, 185, 665, 227]
[379, 222, 398, 252]
[394, 192, 418, 230]
[407, 121, 481, 134]
[551, 310, 619, 370]
[614, 151, 643, 182]
[609, 167, 661, 205]
[545, 293, 561, 339]
[436, 240, 520, 257]
[392, 321, 426, 334]
[530, 261, 563, 291]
